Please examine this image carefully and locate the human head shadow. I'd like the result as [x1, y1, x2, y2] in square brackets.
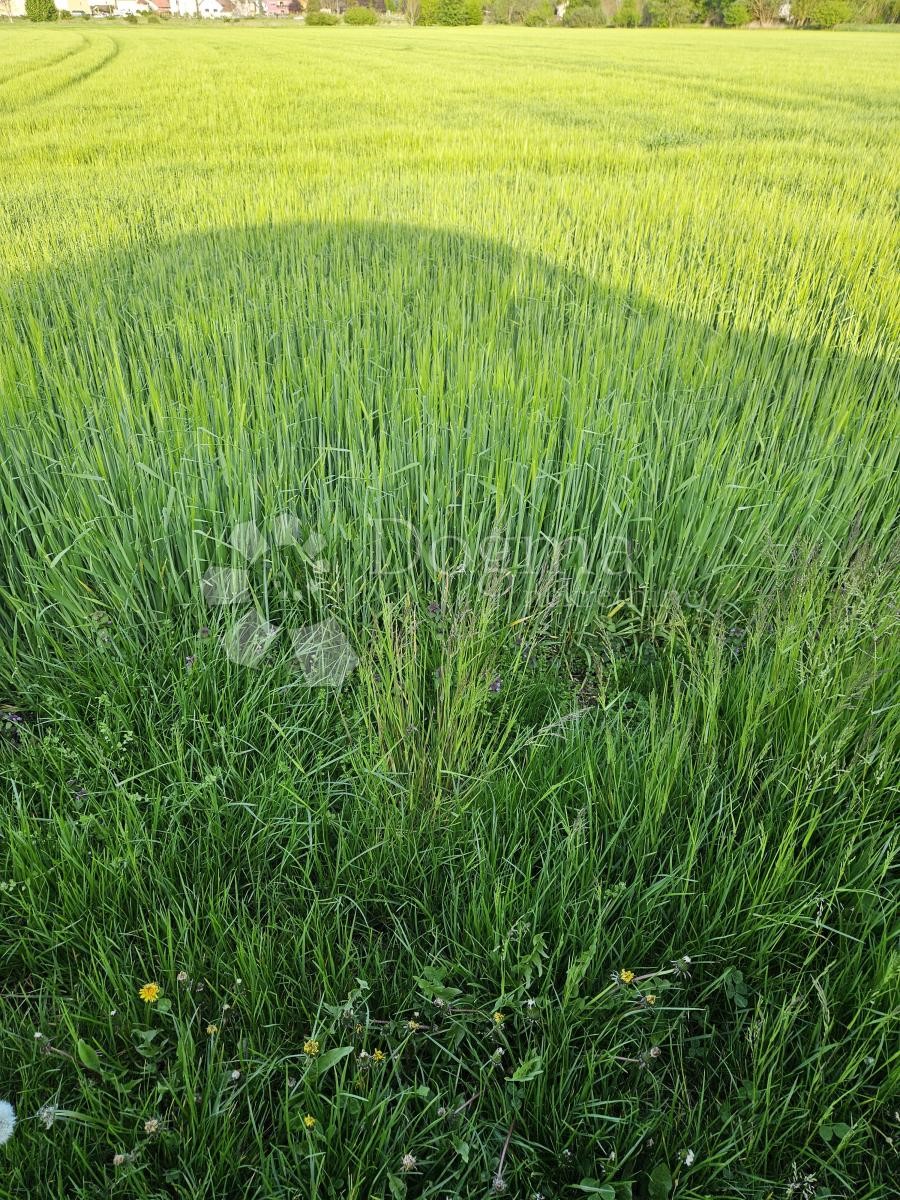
[0, 220, 893, 642]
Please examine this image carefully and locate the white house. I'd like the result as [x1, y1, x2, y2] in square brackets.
[168, 0, 235, 12]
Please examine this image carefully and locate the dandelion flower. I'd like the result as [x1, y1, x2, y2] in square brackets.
[144, 1118, 160, 1135]
[303, 1114, 316, 1129]
[0, 1101, 16, 1146]
[401, 1152, 417, 1172]
[493, 1011, 506, 1024]
[303, 1039, 319, 1057]
[619, 969, 635, 984]
[206, 1024, 218, 1035]
[139, 982, 160, 1004]
[372, 1049, 385, 1063]
[406, 1020, 421, 1032]
[645, 994, 657, 1006]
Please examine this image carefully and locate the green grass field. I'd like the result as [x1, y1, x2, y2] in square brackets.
[1, 21, 898, 1200]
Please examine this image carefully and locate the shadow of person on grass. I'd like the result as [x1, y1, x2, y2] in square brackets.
[0, 221, 894, 649]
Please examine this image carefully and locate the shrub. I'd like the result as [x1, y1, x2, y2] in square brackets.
[723, 0, 750, 19]
[563, 2, 605, 21]
[807, 0, 851, 20]
[306, 8, 341, 18]
[345, 2, 378, 18]
[421, 0, 481, 20]
[613, 0, 640, 22]
[25, 0, 58, 20]
[124, 10, 138, 20]
[646, 0, 696, 21]
[523, 0, 554, 19]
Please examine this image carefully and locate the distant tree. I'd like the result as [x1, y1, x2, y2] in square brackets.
[613, 0, 640, 22]
[646, 0, 695, 20]
[25, 0, 59, 18]
[723, 0, 750, 19]
[420, 0, 480, 19]
[404, 0, 420, 19]
[563, 2, 605, 19]
[747, 0, 778, 20]
[806, 0, 850, 20]
[490, 0, 529, 20]
[523, 0, 554, 20]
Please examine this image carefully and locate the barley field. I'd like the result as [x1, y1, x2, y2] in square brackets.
[0, 22, 898, 1200]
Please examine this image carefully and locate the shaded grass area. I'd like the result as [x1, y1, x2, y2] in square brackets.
[2, 565, 897, 1197]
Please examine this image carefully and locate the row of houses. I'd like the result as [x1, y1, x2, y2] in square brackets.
[5, 0, 294, 15]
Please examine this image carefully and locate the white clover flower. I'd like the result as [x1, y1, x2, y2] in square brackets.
[684, 1149, 696, 1166]
[0, 1101, 16, 1145]
[401, 1152, 417, 1172]
[37, 1104, 58, 1130]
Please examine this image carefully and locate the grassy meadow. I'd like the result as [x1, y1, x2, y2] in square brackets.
[1, 21, 899, 1200]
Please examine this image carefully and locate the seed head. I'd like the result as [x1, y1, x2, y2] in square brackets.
[0, 1101, 16, 1146]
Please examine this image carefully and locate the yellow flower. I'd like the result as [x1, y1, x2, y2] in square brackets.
[619, 969, 635, 984]
[207, 1023, 219, 1035]
[303, 1114, 316, 1129]
[372, 1049, 385, 1063]
[645, 994, 657, 1006]
[303, 1039, 320, 1057]
[493, 1011, 505, 1024]
[139, 982, 160, 1004]
[406, 1020, 421, 1032]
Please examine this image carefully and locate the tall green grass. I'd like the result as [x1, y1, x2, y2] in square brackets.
[0, 23, 898, 1200]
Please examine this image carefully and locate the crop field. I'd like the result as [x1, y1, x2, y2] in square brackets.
[0, 20, 898, 1200]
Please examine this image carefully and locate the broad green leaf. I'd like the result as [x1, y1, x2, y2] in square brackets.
[313, 1046, 354, 1075]
[574, 1182, 616, 1198]
[387, 1174, 407, 1200]
[76, 1039, 102, 1074]
[510, 1054, 544, 1083]
[648, 1162, 672, 1200]
[452, 1137, 470, 1163]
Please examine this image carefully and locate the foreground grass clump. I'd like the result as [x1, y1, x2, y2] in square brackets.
[2, 571, 897, 1197]
[0, 21, 898, 1200]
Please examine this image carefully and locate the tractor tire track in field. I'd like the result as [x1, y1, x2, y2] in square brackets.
[0, 34, 88, 89]
[1, 33, 120, 116]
